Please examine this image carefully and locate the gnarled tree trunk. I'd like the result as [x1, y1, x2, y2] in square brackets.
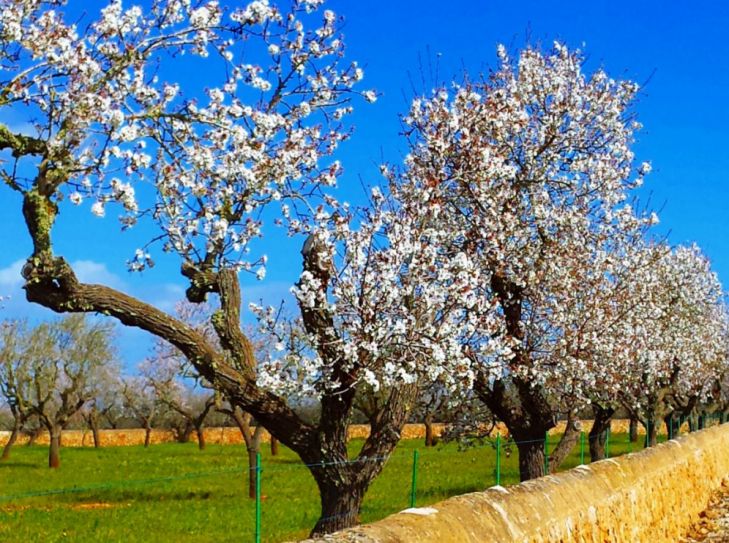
[312, 470, 368, 534]
[476, 376, 555, 481]
[589, 405, 614, 461]
[547, 416, 581, 473]
[514, 436, 547, 481]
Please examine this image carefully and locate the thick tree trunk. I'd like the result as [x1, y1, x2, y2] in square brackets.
[311, 474, 368, 536]
[48, 426, 61, 468]
[547, 418, 581, 473]
[629, 417, 639, 443]
[698, 413, 706, 430]
[589, 405, 614, 462]
[644, 419, 658, 447]
[515, 438, 546, 481]
[270, 435, 279, 456]
[1, 421, 20, 460]
[144, 423, 152, 448]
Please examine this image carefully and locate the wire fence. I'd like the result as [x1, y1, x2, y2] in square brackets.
[0, 413, 725, 542]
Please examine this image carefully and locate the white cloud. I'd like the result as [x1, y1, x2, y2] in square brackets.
[72, 259, 127, 290]
[0, 259, 24, 289]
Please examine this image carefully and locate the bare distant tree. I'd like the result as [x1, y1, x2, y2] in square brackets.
[0, 315, 115, 467]
[121, 376, 157, 448]
[80, 366, 122, 448]
[0, 320, 33, 460]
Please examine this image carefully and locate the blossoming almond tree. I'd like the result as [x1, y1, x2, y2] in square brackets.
[0, 0, 473, 532]
[615, 244, 728, 445]
[398, 42, 656, 480]
[249, 189, 489, 530]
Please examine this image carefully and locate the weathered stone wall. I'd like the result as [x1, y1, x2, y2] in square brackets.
[303, 423, 729, 543]
[0, 419, 666, 448]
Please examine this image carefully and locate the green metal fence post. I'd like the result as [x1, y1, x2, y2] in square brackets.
[605, 425, 610, 459]
[255, 452, 262, 543]
[580, 431, 585, 464]
[409, 449, 419, 508]
[495, 434, 501, 486]
[543, 432, 549, 475]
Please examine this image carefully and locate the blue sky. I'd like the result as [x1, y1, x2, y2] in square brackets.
[1, 0, 727, 370]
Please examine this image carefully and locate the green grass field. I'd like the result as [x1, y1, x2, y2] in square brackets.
[0, 433, 653, 542]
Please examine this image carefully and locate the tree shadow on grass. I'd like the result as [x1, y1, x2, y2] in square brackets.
[0, 461, 37, 469]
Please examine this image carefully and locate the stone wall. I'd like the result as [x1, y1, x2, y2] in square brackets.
[303, 423, 729, 542]
[0, 419, 665, 448]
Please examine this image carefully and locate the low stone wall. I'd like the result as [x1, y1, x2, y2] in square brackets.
[0, 419, 666, 448]
[304, 423, 729, 542]
[0, 424, 436, 447]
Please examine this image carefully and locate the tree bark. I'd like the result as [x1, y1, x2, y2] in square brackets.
[589, 405, 614, 462]
[475, 376, 555, 481]
[229, 407, 264, 499]
[91, 421, 101, 448]
[311, 474, 368, 535]
[247, 446, 258, 499]
[424, 414, 436, 447]
[48, 426, 61, 468]
[664, 413, 680, 440]
[195, 425, 206, 450]
[643, 418, 658, 447]
[144, 423, 152, 448]
[1, 420, 20, 460]
[547, 417, 581, 473]
[629, 417, 639, 443]
[270, 435, 279, 456]
[515, 438, 546, 481]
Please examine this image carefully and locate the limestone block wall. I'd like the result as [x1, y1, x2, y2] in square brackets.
[304, 423, 729, 543]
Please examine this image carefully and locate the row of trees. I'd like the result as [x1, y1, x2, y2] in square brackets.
[1, 0, 727, 535]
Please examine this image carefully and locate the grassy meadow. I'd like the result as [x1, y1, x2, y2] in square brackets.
[0, 433, 652, 542]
